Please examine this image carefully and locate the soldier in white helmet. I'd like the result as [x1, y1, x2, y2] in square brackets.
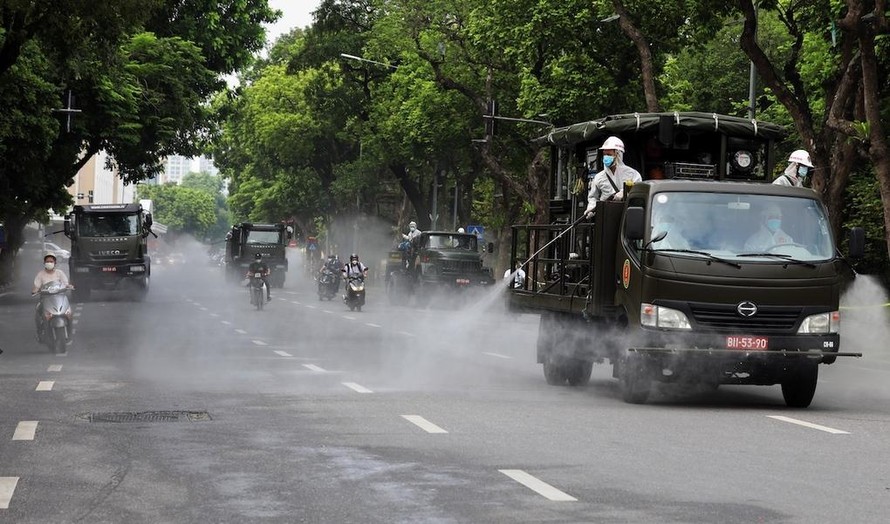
[774, 149, 814, 188]
[584, 136, 642, 218]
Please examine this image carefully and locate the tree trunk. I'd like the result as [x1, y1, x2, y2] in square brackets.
[389, 163, 431, 230]
[613, 0, 660, 112]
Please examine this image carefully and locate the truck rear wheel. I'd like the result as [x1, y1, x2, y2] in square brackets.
[781, 364, 818, 408]
[619, 351, 651, 404]
[542, 355, 567, 385]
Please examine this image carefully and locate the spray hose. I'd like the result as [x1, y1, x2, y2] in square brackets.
[515, 212, 591, 275]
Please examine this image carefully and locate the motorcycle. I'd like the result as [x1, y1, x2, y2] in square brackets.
[247, 272, 267, 310]
[316, 268, 340, 301]
[35, 281, 73, 354]
[344, 275, 366, 312]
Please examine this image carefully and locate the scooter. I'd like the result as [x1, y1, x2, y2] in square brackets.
[344, 275, 366, 312]
[247, 272, 267, 311]
[35, 281, 73, 354]
[316, 268, 339, 301]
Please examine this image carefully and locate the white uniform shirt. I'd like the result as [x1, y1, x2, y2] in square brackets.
[33, 269, 69, 292]
[585, 164, 642, 213]
[403, 228, 421, 241]
[343, 262, 367, 278]
[743, 226, 794, 252]
[503, 267, 526, 288]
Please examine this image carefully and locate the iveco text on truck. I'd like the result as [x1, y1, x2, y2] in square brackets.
[509, 112, 864, 407]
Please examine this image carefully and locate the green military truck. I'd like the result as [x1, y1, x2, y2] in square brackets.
[224, 222, 288, 287]
[509, 112, 864, 407]
[64, 203, 154, 301]
[386, 231, 494, 305]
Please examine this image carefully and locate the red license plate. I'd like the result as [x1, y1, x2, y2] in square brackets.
[102, 267, 117, 272]
[726, 335, 768, 350]
[456, 278, 470, 285]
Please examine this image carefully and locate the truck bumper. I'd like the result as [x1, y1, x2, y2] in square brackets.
[72, 263, 149, 287]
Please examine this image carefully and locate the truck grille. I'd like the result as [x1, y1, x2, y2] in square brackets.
[689, 303, 801, 333]
[441, 260, 481, 274]
[91, 253, 129, 262]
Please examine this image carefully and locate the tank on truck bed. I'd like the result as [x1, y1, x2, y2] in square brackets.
[64, 203, 154, 301]
[509, 112, 865, 407]
[224, 222, 288, 287]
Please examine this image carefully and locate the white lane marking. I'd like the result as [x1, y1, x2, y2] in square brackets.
[303, 364, 326, 372]
[12, 421, 38, 441]
[72, 320, 78, 325]
[47, 365, 63, 372]
[342, 316, 356, 320]
[291, 301, 301, 305]
[401, 415, 448, 434]
[0, 477, 19, 509]
[342, 382, 373, 394]
[767, 415, 850, 435]
[323, 310, 333, 314]
[73, 312, 81, 318]
[273, 350, 292, 357]
[220, 320, 231, 325]
[199, 307, 208, 311]
[305, 305, 317, 309]
[285, 291, 298, 295]
[397, 331, 416, 337]
[365, 323, 381, 328]
[36, 381, 54, 392]
[499, 470, 577, 502]
[252, 340, 268, 346]
[483, 352, 511, 359]
[235, 329, 247, 335]
[209, 313, 220, 317]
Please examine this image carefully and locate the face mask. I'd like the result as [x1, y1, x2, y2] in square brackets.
[766, 218, 782, 233]
[798, 166, 809, 177]
[409, 226, 416, 232]
[44, 262, 55, 270]
[603, 155, 615, 168]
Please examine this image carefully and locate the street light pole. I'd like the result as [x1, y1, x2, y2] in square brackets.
[339, 53, 399, 70]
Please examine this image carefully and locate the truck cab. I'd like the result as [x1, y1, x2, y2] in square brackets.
[509, 112, 863, 407]
[224, 223, 288, 287]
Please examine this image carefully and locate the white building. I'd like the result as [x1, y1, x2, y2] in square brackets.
[67, 150, 135, 206]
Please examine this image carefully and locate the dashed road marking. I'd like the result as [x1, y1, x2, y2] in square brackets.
[305, 305, 317, 309]
[199, 307, 208, 311]
[12, 421, 38, 441]
[323, 310, 333, 314]
[342, 382, 373, 394]
[221, 320, 231, 325]
[252, 340, 268, 346]
[303, 364, 326, 372]
[72, 320, 78, 325]
[235, 329, 247, 335]
[47, 365, 62, 372]
[767, 415, 850, 434]
[397, 331, 416, 337]
[483, 352, 511, 359]
[35, 381, 54, 392]
[401, 415, 448, 434]
[291, 301, 301, 305]
[209, 313, 220, 317]
[73, 312, 81, 318]
[342, 316, 355, 320]
[365, 323, 381, 328]
[273, 350, 292, 357]
[0, 477, 19, 509]
[499, 470, 577, 501]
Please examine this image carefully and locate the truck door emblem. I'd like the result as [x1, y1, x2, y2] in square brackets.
[737, 301, 758, 317]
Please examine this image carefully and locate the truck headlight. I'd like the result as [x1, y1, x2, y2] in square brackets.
[797, 311, 840, 334]
[641, 303, 692, 330]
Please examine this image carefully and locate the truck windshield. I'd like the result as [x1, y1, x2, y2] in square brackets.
[649, 192, 834, 262]
[78, 214, 140, 237]
[426, 234, 478, 251]
[245, 230, 282, 244]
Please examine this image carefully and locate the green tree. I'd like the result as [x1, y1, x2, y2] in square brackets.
[137, 183, 217, 238]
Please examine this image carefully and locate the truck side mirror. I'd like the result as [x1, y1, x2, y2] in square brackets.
[63, 215, 72, 238]
[487, 242, 494, 254]
[848, 227, 865, 259]
[144, 213, 153, 228]
[624, 207, 645, 240]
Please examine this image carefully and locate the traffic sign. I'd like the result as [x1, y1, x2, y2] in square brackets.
[467, 225, 484, 238]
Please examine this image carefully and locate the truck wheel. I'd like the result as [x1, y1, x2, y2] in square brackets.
[781, 364, 819, 408]
[542, 355, 567, 385]
[565, 359, 593, 386]
[619, 351, 651, 404]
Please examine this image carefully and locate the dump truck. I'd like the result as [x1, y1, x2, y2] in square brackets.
[508, 112, 863, 407]
[64, 203, 154, 301]
[224, 222, 288, 287]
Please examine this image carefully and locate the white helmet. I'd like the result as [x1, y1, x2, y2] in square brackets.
[599, 136, 625, 153]
[457, 228, 465, 234]
[788, 149, 813, 168]
[409, 221, 417, 227]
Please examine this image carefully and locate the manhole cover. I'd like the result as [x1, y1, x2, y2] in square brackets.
[85, 411, 212, 423]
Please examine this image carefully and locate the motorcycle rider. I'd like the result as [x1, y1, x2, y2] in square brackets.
[342, 253, 368, 290]
[246, 253, 272, 302]
[32, 252, 72, 340]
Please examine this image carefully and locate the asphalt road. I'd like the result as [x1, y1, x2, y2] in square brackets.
[2, 249, 890, 523]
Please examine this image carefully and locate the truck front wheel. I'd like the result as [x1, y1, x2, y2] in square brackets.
[619, 351, 651, 404]
[781, 364, 819, 408]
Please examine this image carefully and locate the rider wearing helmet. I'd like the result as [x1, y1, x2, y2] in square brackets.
[774, 149, 814, 188]
[584, 136, 642, 218]
[342, 253, 368, 287]
[246, 253, 272, 302]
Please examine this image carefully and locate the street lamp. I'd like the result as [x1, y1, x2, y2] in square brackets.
[339, 53, 399, 70]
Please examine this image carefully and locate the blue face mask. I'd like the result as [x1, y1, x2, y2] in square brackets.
[766, 218, 782, 233]
[798, 166, 809, 177]
[602, 155, 615, 167]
